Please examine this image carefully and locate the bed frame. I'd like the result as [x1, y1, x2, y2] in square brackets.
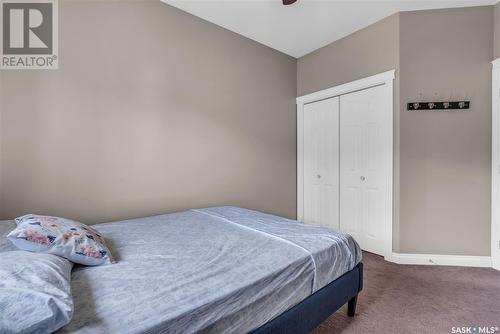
[250, 262, 363, 334]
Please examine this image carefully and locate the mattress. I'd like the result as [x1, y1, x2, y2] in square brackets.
[1, 207, 361, 334]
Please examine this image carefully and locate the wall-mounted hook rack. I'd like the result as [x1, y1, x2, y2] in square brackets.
[407, 101, 470, 111]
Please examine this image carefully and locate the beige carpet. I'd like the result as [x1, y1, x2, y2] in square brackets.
[313, 252, 500, 334]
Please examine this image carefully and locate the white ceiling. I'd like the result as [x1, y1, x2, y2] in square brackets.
[161, 0, 497, 58]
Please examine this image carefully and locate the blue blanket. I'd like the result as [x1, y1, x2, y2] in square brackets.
[2, 207, 361, 334]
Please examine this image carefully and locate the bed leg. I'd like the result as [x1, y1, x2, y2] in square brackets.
[347, 295, 358, 317]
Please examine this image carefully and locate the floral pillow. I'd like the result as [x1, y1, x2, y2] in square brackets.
[7, 215, 114, 266]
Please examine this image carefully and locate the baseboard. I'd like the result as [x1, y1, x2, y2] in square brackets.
[389, 252, 492, 268]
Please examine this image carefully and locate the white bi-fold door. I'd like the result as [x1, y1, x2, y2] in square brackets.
[299, 73, 393, 258]
[339, 85, 392, 256]
[303, 97, 339, 230]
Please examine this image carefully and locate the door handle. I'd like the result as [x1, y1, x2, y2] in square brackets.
[360, 176, 366, 181]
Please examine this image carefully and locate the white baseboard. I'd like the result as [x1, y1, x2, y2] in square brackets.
[389, 252, 492, 268]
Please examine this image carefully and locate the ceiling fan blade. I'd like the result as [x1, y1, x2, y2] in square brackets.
[282, 0, 297, 5]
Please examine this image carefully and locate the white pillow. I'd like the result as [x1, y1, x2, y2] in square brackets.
[0, 251, 73, 334]
[8, 214, 114, 266]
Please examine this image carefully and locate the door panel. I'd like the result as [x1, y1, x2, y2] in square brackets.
[303, 97, 339, 230]
[340, 85, 390, 256]
[341, 186, 362, 237]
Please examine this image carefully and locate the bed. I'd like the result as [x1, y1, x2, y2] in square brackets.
[0, 206, 362, 334]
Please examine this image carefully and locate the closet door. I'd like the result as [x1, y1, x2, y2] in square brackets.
[340, 85, 390, 256]
[303, 97, 339, 230]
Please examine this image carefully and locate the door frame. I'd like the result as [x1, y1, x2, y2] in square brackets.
[296, 69, 395, 261]
[491, 58, 500, 270]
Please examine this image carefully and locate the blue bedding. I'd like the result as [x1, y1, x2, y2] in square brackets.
[1, 207, 361, 333]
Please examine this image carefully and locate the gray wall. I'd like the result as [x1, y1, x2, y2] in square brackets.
[0, 0, 297, 223]
[297, 14, 403, 252]
[297, 6, 494, 256]
[495, 2, 500, 59]
[0, 70, 2, 214]
[297, 14, 400, 97]
[399, 7, 493, 256]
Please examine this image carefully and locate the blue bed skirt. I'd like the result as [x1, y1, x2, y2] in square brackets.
[250, 262, 363, 334]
